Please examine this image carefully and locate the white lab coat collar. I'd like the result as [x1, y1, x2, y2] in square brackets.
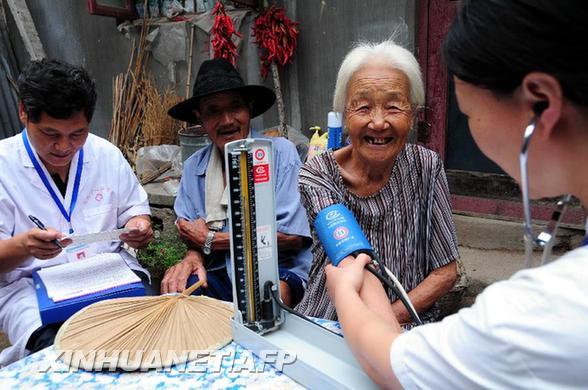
[17, 130, 94, 200]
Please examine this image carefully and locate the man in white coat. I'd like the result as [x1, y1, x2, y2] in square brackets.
[0, 59, 154, 366]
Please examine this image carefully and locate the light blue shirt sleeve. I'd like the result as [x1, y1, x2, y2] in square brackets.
[273, 138, 311, 238]
[174, 146, 211, 222]
[174, 145, 228, 272]
[271, 137, 312, 281]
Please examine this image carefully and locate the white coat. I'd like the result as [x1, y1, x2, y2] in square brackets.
[0, 132, 151, 367]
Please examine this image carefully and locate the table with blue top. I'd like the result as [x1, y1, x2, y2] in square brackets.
[0, 318, 342, 389]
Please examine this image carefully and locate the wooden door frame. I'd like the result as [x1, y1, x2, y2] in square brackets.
[416, 0, 585, 226]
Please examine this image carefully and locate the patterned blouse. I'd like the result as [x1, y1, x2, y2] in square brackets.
[295, 144, 459, 321]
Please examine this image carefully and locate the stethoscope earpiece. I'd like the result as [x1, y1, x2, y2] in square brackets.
[533, 101, 548, 116]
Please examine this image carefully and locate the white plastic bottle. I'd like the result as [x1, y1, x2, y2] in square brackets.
[327, 112, 342, 149]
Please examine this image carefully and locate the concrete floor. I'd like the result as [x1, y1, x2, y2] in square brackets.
[453, 214, 583, 307]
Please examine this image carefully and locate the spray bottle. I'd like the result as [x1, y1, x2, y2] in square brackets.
[327, 112, 343, 150]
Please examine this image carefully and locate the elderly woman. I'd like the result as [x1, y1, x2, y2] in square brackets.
[295, 40, 459, 324]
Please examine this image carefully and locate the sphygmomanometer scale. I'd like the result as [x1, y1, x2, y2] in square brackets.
[225, 138, 377, 389]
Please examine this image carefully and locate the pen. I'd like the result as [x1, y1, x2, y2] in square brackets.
[28, 215, 65, 249]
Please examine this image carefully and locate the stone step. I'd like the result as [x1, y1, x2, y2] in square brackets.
[454, 214, 585, 252]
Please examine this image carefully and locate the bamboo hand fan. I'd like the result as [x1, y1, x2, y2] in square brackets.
[54, 281, 234, 371]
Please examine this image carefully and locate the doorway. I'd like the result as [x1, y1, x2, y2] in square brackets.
[417, 0, 585, 226]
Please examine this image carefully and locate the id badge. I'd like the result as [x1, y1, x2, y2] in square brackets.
[65, 243, 97, 262]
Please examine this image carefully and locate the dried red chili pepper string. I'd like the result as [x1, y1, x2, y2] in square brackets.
[211, 2, 242, 66]
[252, 6, 299, 78]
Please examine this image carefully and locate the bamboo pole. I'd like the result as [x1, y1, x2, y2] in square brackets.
[185, 24, 195, 99]
[183, 24, 196, 130]
[270, 62, 287, 139]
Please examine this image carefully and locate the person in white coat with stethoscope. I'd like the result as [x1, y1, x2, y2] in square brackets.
[0, 59, 154, 367]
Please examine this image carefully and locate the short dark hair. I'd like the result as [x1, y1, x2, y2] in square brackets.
[443, 0, 588, 106]
[17, 58, 97, 123]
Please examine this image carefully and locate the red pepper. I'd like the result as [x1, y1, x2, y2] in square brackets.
[252, 6, 299, 78]
[211, 2, 242, 66]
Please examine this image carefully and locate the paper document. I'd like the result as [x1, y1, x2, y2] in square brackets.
[64, 228, 133, 245]
[36, 253, 141, 302]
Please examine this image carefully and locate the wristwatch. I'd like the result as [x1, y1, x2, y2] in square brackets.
[203, 230, 216, 255]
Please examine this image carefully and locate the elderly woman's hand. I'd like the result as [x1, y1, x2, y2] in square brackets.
[325, 254, 372, 306]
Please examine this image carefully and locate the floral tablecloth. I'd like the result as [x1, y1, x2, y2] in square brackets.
[0, 318, 342, 389]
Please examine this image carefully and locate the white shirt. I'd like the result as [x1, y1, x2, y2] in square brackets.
[391, 246, 588, 389]
[0, 132, 150, 284]
[0, 132, 150, 366]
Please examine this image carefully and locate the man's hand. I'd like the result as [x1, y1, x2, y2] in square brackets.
[20, 228, 66, 260]
[325, 254, 372, 306]
[176, 218, 208, 248]
[121, 216, 153, 249]
[161, 250, 208, 294]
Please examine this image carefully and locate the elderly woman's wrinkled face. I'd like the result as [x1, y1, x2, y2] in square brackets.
[345, 64, 413, 166]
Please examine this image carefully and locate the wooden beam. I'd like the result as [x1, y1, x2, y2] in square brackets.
[5, 0, 45, 60]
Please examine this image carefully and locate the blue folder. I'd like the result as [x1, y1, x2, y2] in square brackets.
[32, 270, 145, 326]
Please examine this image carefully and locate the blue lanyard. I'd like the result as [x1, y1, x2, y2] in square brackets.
[582, 236, 588, 247]
[22, 129, 83, 234]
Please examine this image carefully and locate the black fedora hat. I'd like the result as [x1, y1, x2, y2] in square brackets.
[168, 58, 276, 123]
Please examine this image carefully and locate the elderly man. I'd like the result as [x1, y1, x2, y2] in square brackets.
[0, 59, 153, 366]
[161, 58, 311, 307]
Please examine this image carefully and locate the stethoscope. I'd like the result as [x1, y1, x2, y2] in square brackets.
[519, 108, 573, 268]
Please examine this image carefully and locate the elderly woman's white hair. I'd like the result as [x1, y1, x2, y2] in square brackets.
[333, 40, 425, 114]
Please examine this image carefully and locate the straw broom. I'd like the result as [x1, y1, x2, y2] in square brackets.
[109, 16, 151, 168]
[142, 80, 183, 146]
[54, 281, 234, 371]
[110, 16, 185, 169]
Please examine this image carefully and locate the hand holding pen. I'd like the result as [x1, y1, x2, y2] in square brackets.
[26, 215, 71, 259]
